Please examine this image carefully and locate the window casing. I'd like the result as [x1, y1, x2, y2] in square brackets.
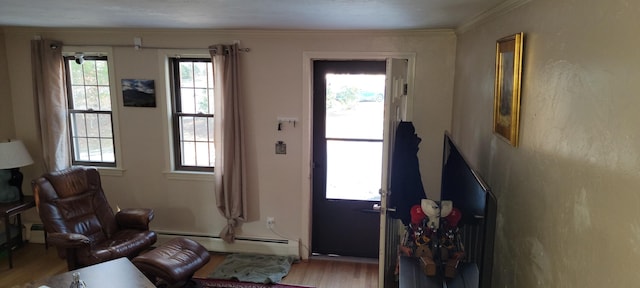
[64, 55, 116, 167]
[170, 57, 215, 172]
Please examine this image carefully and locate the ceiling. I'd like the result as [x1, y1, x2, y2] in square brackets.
[0, 0, 507, 30]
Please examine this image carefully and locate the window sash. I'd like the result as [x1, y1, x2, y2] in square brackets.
[171, 58, 215, 172]
[65, 55, 116, 167]
[68, 110, 116, 166]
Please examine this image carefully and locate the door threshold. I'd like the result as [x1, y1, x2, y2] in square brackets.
[311, 253, 378, 264]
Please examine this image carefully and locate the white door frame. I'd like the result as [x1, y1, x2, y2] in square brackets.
[300, 52, 416, 265]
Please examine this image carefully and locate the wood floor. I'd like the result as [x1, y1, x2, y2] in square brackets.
[0, 243, 379, 288]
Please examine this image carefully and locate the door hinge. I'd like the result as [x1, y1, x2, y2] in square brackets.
[403, 83, 408, 96]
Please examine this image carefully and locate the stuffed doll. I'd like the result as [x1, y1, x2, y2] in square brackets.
[440, 200, 453, 219]
[441, 207, 465, 278]
[420, 199, 440, 230]
[409, 204, 426, 225]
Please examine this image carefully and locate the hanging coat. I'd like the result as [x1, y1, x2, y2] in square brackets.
[388, 121, 427, 225]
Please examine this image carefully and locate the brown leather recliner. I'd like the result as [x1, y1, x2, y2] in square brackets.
[32, 166, 157, 270]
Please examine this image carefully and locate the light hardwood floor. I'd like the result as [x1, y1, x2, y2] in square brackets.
[0, 243, 379, 288]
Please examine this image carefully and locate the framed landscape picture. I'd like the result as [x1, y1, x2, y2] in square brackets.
[493, 32, 524, 147]
[122, 79, 156, 107]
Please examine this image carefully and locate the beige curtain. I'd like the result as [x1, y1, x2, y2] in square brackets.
[210, 43, 247, 243]
[31, 39, 71, 172]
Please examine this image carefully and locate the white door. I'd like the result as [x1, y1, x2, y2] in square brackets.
[379, 58, 409, 288]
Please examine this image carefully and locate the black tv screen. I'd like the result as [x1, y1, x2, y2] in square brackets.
[440, 132, 496, 288]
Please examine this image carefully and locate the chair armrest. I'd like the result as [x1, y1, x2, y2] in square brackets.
[47, 232, 91, 248]
[115, 208, 154, 230]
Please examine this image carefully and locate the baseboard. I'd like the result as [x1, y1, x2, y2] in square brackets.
[155, 230, 300, 258]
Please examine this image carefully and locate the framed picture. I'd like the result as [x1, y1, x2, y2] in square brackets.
[493, 32, 524, 147]
[122, 79, 156, 107]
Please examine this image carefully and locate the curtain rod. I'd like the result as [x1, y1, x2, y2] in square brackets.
[49, 43, 250, 52]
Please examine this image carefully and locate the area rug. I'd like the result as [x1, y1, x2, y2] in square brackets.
[209, 253, 297, 284]
[193, 278, 315, 288]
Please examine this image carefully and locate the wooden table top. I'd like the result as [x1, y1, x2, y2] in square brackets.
[21, 257, 155, 288]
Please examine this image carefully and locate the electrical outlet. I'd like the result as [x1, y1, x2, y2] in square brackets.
[266, 217, 275, 228]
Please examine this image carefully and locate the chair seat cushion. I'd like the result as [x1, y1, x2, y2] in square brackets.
[132, 237, 210, 285]
[80, 230, 157, 266]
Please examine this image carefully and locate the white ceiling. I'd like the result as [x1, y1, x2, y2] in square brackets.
[0, 0, 507, 30]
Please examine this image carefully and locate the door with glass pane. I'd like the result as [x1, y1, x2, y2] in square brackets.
[312, 60, 386, 258]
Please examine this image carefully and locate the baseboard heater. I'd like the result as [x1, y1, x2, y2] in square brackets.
[156, 231, 300, 258]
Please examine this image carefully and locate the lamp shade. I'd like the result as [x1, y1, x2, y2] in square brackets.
[0, 140, 34, 169]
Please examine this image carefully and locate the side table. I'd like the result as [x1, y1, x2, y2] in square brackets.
[0, 195, 36, 269]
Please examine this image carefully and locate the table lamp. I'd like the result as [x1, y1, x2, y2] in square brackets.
[0, 140, 34, 203]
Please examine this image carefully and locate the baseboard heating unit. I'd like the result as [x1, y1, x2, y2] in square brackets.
[156, 231, 300, 258]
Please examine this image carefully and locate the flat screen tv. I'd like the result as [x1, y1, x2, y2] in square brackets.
[440, 132, 496, 288]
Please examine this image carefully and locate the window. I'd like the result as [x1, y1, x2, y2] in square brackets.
[64, 55, 116, 167]
[170, 58, 215, 172]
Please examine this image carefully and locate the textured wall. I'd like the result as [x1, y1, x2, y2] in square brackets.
[453, 0, 640, 286]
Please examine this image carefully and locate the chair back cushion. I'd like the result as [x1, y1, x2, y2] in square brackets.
[33, 167, 118, 242]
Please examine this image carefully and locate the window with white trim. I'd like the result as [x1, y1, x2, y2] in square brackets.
[64, 54, 116, 167]
[169, 57, 215, 172]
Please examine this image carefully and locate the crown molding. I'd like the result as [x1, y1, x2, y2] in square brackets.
[456, 0, 533, 34]
[2, 26, 455, 38]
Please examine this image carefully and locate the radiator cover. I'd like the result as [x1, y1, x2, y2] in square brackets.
[156, 231, 300, 258]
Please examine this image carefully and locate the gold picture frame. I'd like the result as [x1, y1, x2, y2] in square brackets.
[493, 32, 524, 147]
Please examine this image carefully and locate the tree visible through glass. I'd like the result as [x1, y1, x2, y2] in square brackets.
[325, 74, 385, 201]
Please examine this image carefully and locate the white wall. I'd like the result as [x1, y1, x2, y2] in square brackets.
[2, 28, 456, 254]
[453, 0, 640, 286]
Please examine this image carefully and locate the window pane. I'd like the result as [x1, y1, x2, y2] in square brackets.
[194, 117, 208, 141]
[87, 138, 101, 161]
[195, 142, 209, 166]
[193, 62, 209, 88]
[69, 63, 84, 85]
[180, 116, 195, 141]
[182, 141, 196, 166]
[82, 61, 97, 85]
[325, 74, 385, 140]
[99, 86, 111, 110]
[86, 86, 100, 110]
[180, 88, 196, 113]
[71, 113, 87, 137]
[73, 138, 89, 161]
[96, 60, 109, 86]
[99, 114, 112, 137]
[194, 88, 209, 114]
[72, 86, 87, 110]
[85, 114, 99, 137]
[101, 139, 115, 162]
[180, 62, 194, 88]
[208, 117, 214, 141]
[326, 140, 382, 201]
